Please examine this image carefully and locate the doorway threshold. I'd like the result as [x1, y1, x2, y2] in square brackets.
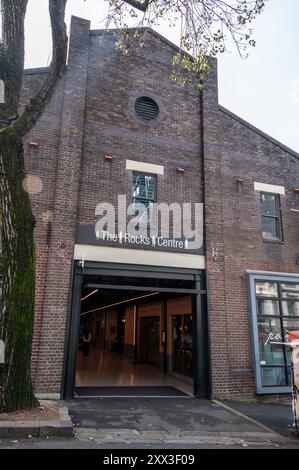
[74, 386, 191, 398]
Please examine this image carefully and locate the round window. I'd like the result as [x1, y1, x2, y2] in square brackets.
[134, 96, 160, 122]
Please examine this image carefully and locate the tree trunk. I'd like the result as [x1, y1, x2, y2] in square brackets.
[0, 0, 67, 413]
[0, 130, 38, 412]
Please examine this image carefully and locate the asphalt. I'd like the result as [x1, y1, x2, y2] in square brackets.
[0, 398, 298, 449]
[223, 400, 297, 438]
[66, 397, 298, 448]
[68, 397, 271, 433]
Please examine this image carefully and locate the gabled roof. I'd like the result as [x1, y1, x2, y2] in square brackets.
[22, 19, 298, 160]
[90, 26, 198, 61]
[219, 105, 299, 160]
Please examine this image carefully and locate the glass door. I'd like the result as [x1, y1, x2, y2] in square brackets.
[172, 314, 193, 377]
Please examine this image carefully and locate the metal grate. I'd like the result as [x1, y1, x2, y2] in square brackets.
[135, 96, 160, 121]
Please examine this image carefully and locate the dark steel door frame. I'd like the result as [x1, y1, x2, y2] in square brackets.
[63, 261, 209, 399]
[192, 282, 210, 398]
[64, 262, 84, 399]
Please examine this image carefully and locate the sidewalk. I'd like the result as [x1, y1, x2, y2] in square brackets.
[68, 397, 295, 448]
[222, 400, 297, 438]
[0, 398, 298, 449]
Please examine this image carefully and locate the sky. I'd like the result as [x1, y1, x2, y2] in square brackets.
[23, 0, 299, 152]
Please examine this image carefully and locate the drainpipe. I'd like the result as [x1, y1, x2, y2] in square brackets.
[199, 84, 212, 400]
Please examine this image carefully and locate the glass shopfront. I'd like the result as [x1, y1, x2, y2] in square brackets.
[248, 272, 299, 394]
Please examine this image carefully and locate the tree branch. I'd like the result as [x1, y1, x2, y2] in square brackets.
[10, 0, 68, 137]
[123, 0, 150, 12]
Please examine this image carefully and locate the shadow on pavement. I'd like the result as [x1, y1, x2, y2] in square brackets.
[223, 400, 297, 438]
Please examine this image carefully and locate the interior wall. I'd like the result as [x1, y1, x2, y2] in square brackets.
[124, 306, 135, 358]
[124, 307, 134, 345]
[166, 296, 193, 364]
[78, 295, 193, 377]
[138, 301, 164, 353]
[105, 310, 118, 352]
[123, 296, 194, 363]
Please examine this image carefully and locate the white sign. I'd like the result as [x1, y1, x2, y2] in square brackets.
[265, 332, 282, 346]
[95, 195, 204, 250]
[0, 340, 5, 364]
[0, 80, 4, 104]
[98, 230, 187, 250]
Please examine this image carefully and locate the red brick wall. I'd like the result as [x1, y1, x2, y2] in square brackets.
[21, 69, 65, 388]
[203, 62, 299, 398]
[77, 29, 203, 228]
[22, 18, 204, 394]
[22, 17, 91, 393]
[20, 16, 299, 398]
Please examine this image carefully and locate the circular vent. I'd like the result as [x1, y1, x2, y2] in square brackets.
[135, 96, 160, 122]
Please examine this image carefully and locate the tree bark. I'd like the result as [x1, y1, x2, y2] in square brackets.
[0, 131, 37, 411]
[0, 0, 68, 412]
[0, 0, 28, 119]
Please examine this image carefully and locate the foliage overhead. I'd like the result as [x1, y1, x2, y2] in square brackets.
[103, 0, 266, 85]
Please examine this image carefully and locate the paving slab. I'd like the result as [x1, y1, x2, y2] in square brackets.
[0, 403, 73, 438]
[67, 397, 294, 448]
[68, 397, 268, 434]
[1, 397, 298, 448]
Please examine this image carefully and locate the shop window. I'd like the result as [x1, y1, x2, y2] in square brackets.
[248, 274, 299, 394]
[259, 192, 283, 241]
[132, 173, 156, 222]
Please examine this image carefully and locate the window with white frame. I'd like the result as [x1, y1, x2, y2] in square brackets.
[248, 272, 299, 394]
[259, 192, 283, 241]
[132, 172, 156, 222]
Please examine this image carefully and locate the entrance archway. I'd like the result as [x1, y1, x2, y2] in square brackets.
[63, 262, 209, 398]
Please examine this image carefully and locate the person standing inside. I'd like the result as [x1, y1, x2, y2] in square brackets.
[83, 330, 92, 357]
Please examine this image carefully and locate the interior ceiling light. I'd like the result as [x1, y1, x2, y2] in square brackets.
[80, 292, 159, 316]
[81, 289, 99, 302]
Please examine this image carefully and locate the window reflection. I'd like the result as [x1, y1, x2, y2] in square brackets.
[257, 299, 279, 316]
[281, 284, 299, 300]
[132, 173, 156, 222]
[255, 280, 299, 388]
[258, 318, 284, 365]
[261, 367, 287, 387]
[259, 192, 282, 241]
[172, 314, 193, 378]
[255, 282, 278, 297]
[282, 301, 299, 317]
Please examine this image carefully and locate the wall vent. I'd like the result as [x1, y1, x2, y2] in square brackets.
[134, 96, 160, 122]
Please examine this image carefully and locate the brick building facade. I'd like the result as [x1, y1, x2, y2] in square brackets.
[21, 16, 299, 400]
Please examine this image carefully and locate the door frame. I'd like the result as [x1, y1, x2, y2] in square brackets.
[63, 261, 210, 399]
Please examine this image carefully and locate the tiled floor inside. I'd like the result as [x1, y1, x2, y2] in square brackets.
[75, 347, 193, 395]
